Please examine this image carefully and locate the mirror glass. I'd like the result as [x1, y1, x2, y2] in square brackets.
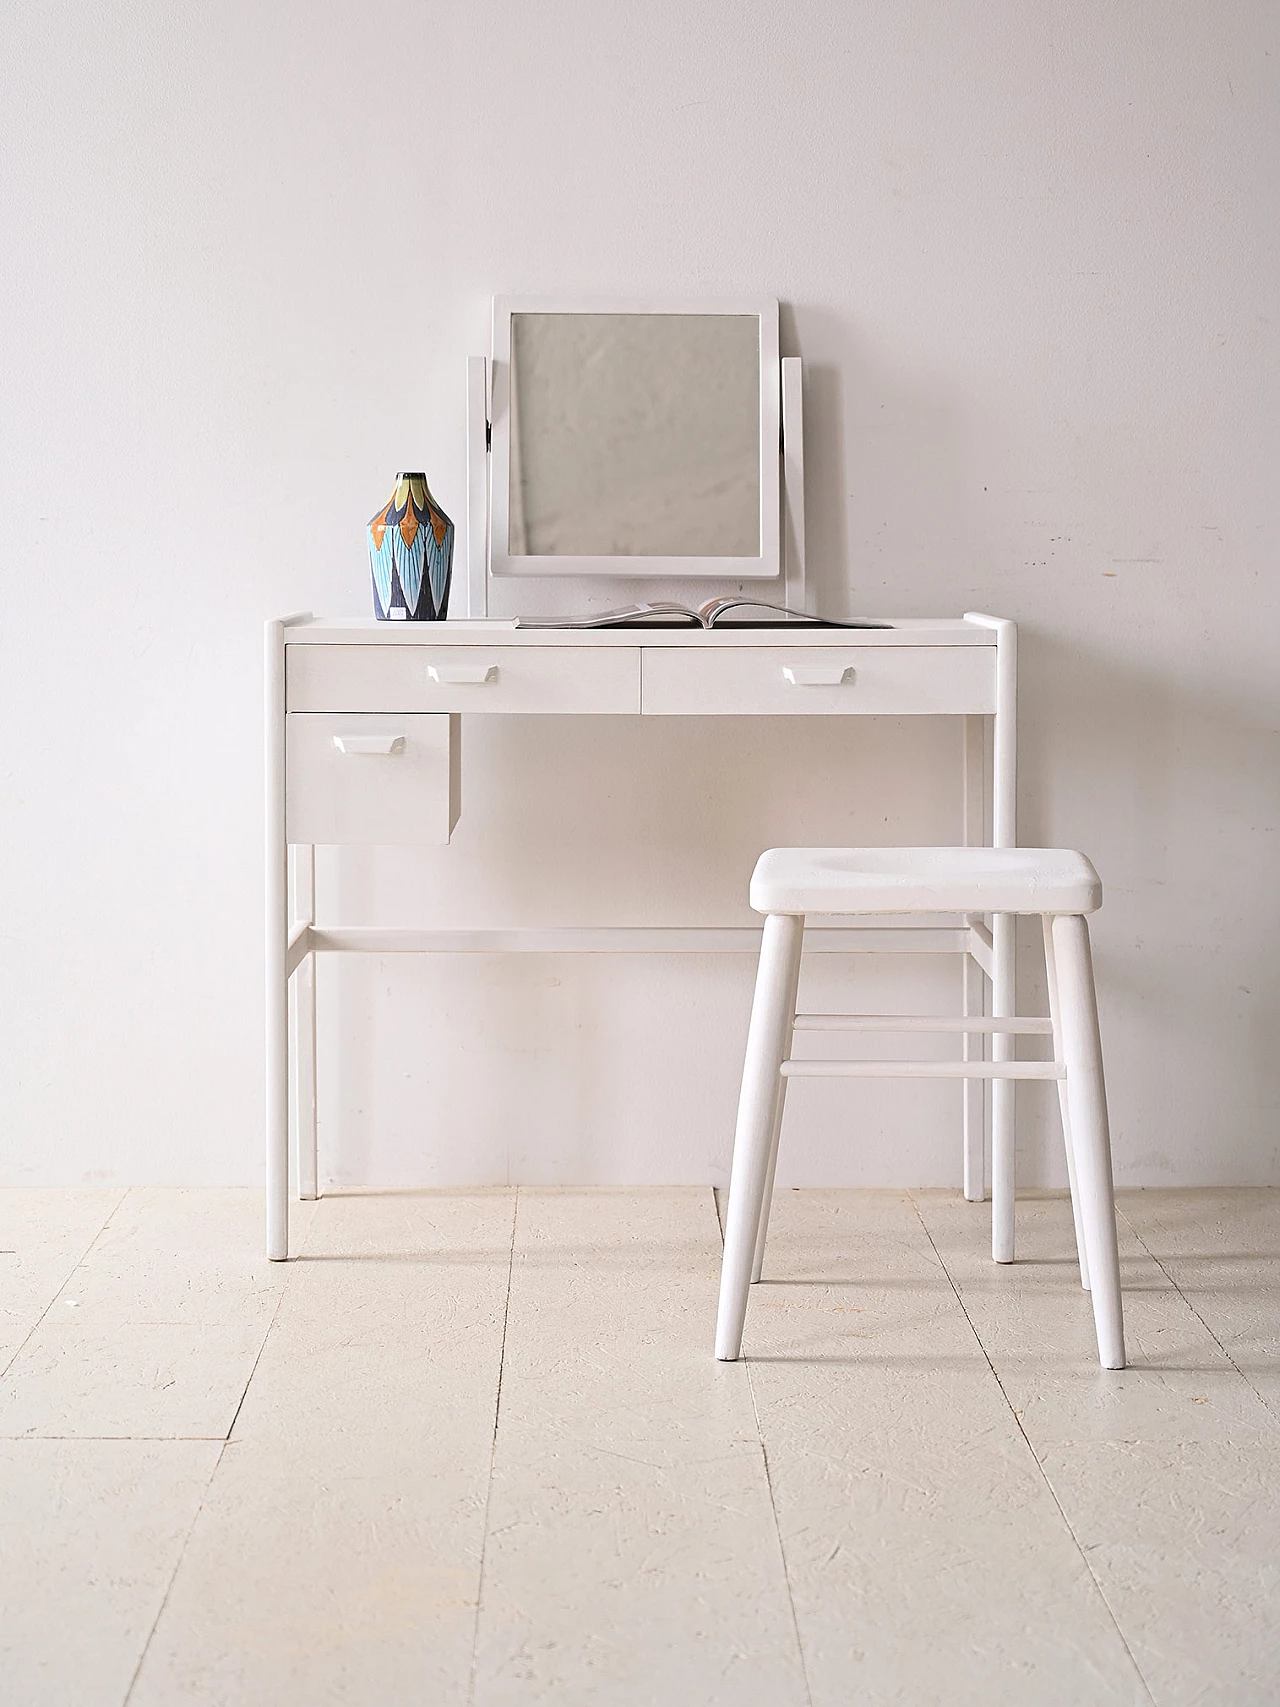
[507, 313, 761, 557]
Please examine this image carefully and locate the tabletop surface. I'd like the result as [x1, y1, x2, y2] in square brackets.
[283, 617, 997, 648]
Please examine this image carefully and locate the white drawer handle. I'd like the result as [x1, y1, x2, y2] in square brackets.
[332, 734, 406, 756]
[427, 662, 499, 685]
[782, 664, 855, 687]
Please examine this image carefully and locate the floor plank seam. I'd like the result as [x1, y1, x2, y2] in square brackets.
[120, 1439, 228, 1707]
[0, 1186, 131, 1385]
[0, 1433, 230, 1443]
[1117, 1203, 1280, 1431]
[728, 1186, 814, 1705]
[466, 1184, 520, 1707]
[120, 1197, 320, 1705]
[222, 1194, 320, 1446]
[743, 1367, 816, 1707]
[905, 1191, 1160, 1707]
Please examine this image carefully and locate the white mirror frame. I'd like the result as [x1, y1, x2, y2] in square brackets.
[485, 296, 782, 585]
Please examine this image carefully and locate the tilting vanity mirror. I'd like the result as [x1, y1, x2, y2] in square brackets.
[504, 310, 764, 563]
[465, 298, 804, 614]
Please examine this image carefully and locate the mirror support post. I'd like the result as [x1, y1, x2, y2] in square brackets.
[465, 355, 489, 617]
[781, 356, 806, 613]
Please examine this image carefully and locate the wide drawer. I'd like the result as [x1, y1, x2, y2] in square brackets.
[287, 644, 641, 713]
[640, 646, 996, 716]
[286, 713, 461, 845]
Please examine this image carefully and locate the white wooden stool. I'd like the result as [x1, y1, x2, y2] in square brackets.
[715, 847, 1125, 1370]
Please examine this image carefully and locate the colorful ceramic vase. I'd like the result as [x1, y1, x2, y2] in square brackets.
[367, 473, 454, 621]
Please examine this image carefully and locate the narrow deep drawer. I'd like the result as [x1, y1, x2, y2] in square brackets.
[640, 646, 997, 716]
[287, 644, 641, 713]
[286, 713, 461, 845]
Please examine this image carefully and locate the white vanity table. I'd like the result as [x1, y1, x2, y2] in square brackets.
[266, 613, 1017, 1260]
[265, 297, 1018, 1263]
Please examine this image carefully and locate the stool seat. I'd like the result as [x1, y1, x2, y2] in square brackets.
[749, 846, 1102, 918]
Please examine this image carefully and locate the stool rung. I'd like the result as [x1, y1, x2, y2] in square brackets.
[792, 1014, 1052, 1035]
[780, 1059, 1065, 1080]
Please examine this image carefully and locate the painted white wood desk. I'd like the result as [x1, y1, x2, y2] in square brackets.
[265, 613, 1017, 1261]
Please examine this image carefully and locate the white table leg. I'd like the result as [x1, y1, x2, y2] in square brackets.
[983, 617, 1017, 1262]
[290, 845, 318, 1202]
[265, 620, 290, 1260]
[991, 913, 1016, 1262]
[962, 714, 986, 1202]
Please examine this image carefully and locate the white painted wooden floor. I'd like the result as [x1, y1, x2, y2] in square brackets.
[2, 1188, 1278, 1705]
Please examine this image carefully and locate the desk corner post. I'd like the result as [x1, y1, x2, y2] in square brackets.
[962, 712, 987, 1203]
[964, 614, 1018, 1260]
[465, 355, 489, 618]
[290, 845, 318, 1203]
[265, 619, 290, 1259]
[781, 356, 805, 613]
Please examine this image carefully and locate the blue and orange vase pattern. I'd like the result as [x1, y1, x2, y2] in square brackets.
[368, 473, 454, 621]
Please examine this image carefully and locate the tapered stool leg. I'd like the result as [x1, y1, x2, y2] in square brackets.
[1042, 915, 1090, 1291]
[1052, 914, 1125, 1369]
[716, 912, 804, 1360]
[750, 1006, 795, 1283]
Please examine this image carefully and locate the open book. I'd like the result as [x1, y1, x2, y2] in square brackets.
[525, 599, 883, 630]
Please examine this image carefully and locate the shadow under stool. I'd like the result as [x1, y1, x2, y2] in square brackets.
[714, 846, 1126, 1371]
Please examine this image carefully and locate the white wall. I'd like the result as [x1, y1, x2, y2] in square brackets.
[2, 1, 1277, 1189]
